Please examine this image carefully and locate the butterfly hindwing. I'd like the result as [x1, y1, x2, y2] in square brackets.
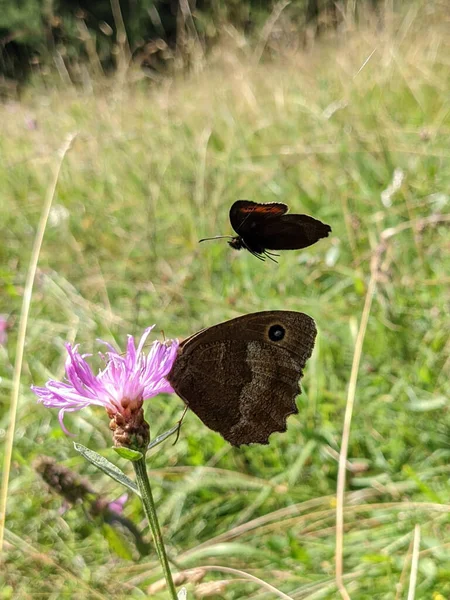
[167, 311, 317, 446]
[257, 214, 332, 250]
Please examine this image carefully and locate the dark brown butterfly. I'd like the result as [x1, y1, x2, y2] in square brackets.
[199, 200, 332, 262]
[167, 311, 317, 446]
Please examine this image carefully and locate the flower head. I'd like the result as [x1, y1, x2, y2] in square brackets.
[35, 456, 128, 515]
[106, 493, 128, 515]
[0, 315, 8, 346]
[32, 326, 179, 448]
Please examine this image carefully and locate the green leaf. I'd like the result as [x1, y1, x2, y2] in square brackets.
[181, 542, 270, 563]
[287, 439, 316, 486]
[362, 553, 392, 564]
[101, 523, 134, 560]
[148, 423, 180, 451]
[73, 443, 140, 496]
[409, 396, 447, 412]
[354, 277, 366, 296]
[402, 465, 443, 503]
[113, 447, 144, 462]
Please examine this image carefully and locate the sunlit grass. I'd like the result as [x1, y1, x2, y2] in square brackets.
[1, 4, 450, 598]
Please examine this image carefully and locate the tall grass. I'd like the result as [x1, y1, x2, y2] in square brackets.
[1, 3, 450, 598]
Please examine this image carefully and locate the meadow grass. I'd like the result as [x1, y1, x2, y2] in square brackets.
[1, 4, 450, 598]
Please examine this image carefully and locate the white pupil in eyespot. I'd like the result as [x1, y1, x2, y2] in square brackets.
[269, 325, 285, 341]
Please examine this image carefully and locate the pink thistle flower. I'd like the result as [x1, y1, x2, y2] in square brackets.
[32, 326, 179, 445]
[0, 315, 8, 346]
[107, 493, 128, 515]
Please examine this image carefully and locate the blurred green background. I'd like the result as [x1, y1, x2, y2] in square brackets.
[1, 1, 450, 598]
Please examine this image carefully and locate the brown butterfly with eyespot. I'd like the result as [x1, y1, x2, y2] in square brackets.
[199, 200, 332, 262]
[167, 311, 317, 446]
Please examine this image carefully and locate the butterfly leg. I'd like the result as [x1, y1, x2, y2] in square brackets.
[250, 250, 266, 262]
[172, 405, 189, 445]
[263, 250, 279, 263]
[240, 238, 266, 261]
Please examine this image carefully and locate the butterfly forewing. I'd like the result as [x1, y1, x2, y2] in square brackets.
[229, 200, 289, 236]
[167, 311, 317, 446]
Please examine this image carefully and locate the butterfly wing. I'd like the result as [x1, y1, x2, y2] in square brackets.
[257, 213, 332, 250]
[229, 200, 288, 237]
[229, 200, 331, 253]
[167, 311, 317, 446]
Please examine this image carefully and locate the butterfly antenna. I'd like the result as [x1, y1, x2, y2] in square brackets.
[172, 405, 189, 445]
[198, 235, 234, 243]
[236, 204, 258, 229]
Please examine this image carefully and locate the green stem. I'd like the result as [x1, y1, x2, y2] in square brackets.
[133, 457, 178, 599]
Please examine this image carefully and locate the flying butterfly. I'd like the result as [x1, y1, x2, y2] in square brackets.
[167, 310, 317, 446]
[199, 200, 332, 262]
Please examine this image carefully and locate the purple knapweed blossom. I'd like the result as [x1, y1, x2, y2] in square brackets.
[107, 493, 128, 515]
[32, 326, 179, 438]
[0, 315, 8, 346]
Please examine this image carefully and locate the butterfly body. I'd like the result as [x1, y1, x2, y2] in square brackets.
[227, 200, 332, 261]
[167, 311, 317, 446]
